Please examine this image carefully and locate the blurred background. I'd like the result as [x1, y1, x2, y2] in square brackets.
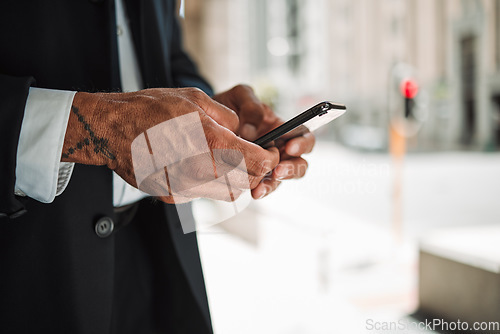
[180, 1, 500, 333]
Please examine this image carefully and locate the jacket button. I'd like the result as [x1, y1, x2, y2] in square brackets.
[95, 217, 114, 238]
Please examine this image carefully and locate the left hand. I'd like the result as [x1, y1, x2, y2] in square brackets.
[213, 84, 315, 199]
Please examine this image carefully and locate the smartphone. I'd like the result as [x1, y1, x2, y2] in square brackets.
[253, 101, 347, 148]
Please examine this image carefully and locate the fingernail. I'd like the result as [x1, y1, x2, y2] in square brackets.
[274, 165, 286, 179]
[241, 123, 257, 140]
[257, 190, 266, 199]
[288, 143, 300, 155]
[275, 164, 291, 180]
[274, 164, 284, 176]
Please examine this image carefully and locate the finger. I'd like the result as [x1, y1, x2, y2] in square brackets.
[251, 178, 281, 199]
[284, 132, 315, 156]
[213, 159, 254, 190]
[137, 151, 250, 201]
[156, 171, 244, 203]
[216, 85, 265, 125]
[227, 85, 262, 113]
[197, 94, 240, 133]
[165, 162, 245, 201]
[223, 137, 280, 177]
[240, 123, 258, 141]
[247, 172, 271, 190]
[163, 149, 253, 192]
[202, 123, 279, 189]
[213, 149, 271, 190]
[240, 102, 281, 140]
[212, 150, 263, 190]
[238, 101, 265, 127]
[238, 101, 265, 140]
[227, 85, 267, 134]
[272, 158, 308, 180]
[176, 179, 243, 202]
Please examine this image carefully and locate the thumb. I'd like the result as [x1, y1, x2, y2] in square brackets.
[202, 99, 240, 133]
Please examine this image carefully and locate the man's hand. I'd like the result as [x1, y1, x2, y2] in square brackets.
[213, 84, 315, 199]
[61, 88, 279, 204]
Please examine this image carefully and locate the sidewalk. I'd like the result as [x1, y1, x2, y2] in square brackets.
[197, 141, 500, 334]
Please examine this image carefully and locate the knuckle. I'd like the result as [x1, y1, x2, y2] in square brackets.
[227, 109, 240, 124]
[270, 151, 280, 166]
[247, 160, 262, 177]
[205, 132, 221, 149]
[191, 164, 208, 180]
[187, 87, 205, 95]
[254, 159, 273, 177]
[185, 87, 207, 102]
[233, 84, 253, 94]
[249, 175, 262, 189]
[261, 180, 275, 193]
[242, 101, 265, 115]
[177, 97, 197, 111]
[270, 180, 281, 192]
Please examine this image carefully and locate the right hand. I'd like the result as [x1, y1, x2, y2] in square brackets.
[61, 88, 280, 204]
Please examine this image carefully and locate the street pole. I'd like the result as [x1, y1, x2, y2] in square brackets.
[389, 121, 406, 243]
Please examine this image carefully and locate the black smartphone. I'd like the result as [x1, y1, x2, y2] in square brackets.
[253, 101, 347, 148]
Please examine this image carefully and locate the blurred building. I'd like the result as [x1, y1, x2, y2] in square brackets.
[182, 0, 500, 151]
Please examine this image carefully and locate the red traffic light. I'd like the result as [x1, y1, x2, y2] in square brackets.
[400, 79, 419, 99]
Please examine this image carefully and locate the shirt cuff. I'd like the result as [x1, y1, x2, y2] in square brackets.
[15, 88, 76, 203]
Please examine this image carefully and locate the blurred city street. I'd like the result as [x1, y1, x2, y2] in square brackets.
[197, 141, 500, 334]
[183, 1, 500, 332]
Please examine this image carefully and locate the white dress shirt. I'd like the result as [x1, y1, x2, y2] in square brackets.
[15, 0, 153, 206]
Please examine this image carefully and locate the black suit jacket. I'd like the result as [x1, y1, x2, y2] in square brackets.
[0, 1, 214, 333]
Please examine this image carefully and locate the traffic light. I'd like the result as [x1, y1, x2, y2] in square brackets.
[388, 63, 427, 137]
[400, 78, 419, 118]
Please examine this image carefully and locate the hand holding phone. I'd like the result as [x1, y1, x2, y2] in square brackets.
[253, 101, 347, 148]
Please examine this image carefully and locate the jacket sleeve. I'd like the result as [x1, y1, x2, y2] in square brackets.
[0, 74, 35, 219]
[169, 13, 214, 97]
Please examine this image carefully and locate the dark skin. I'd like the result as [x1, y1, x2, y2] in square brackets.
[213, 84, 315, 198]
[62, 85, 314, 202]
